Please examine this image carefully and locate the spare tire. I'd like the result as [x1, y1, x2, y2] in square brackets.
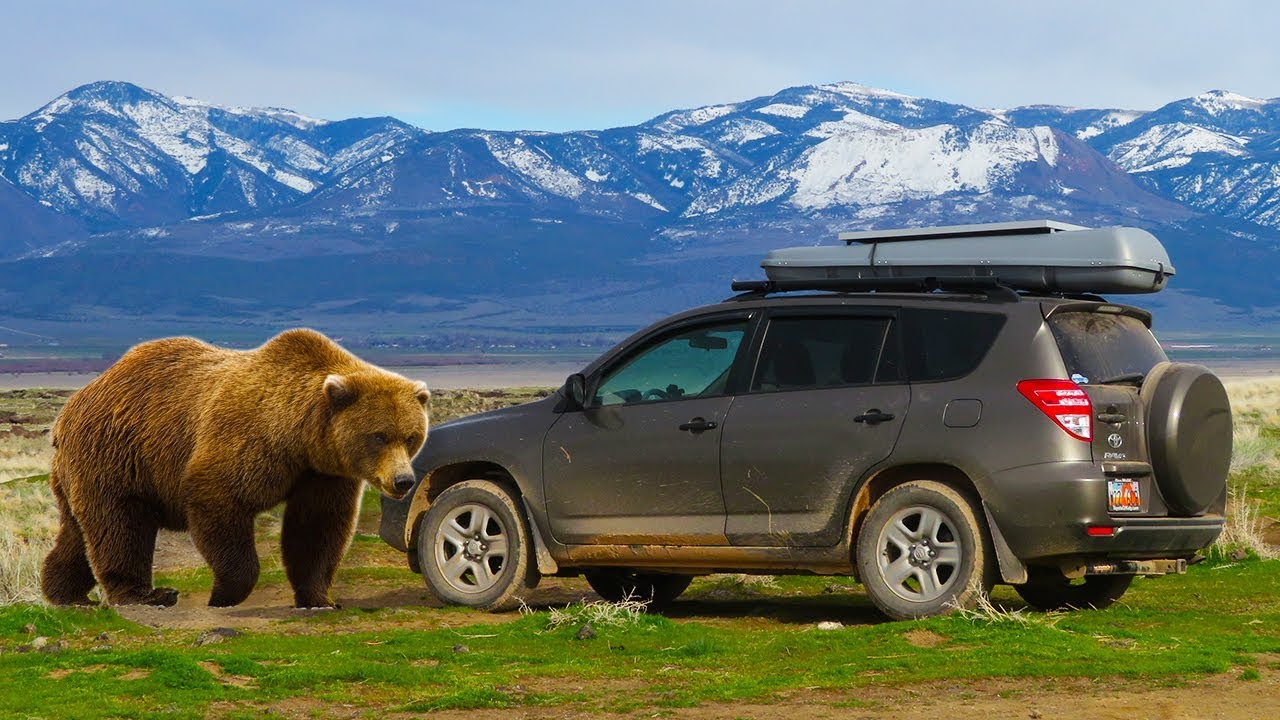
[1141, 362, 1232, 516]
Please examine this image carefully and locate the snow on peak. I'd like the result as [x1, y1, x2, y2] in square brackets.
[1076, 110, 1144, 139]
[1109, 122, 1249, 172]
[756, 103, 810, 119]
[1190, 90, 1267, 115]
[173, 95, 328, 129]
[786, 118, 1060, 209]
[653, 104, 737, 133]
[820, 81, 918, 101]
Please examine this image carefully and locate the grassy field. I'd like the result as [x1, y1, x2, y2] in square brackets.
[0, 382, 1278, 718]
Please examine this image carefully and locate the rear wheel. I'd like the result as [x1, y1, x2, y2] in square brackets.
[417, 480, 537, 611]
[583, 569, 692, 608]
[855, 480, 993, 619]
[1014, 567, 1133, 610]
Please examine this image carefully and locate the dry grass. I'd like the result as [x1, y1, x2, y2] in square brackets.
[0, 433, 54, 484]
[950, 586, 1063, 628]
[1227, 379, 1280, 474]
[539, 599, 651, 630]
[0, 478, 57, 605]
[1225, 377, 1280, 426]
[1217, 486, 1279, 560]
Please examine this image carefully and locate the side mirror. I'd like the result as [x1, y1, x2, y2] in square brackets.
[559, 373, 588, 412]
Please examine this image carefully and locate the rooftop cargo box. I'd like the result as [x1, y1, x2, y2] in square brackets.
[760, 220, 1175, 294]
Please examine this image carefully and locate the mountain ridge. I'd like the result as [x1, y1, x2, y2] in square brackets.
[2, 79, 1279, 343]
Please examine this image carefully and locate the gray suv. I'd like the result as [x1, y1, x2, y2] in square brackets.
[380, 229, 1232, 620]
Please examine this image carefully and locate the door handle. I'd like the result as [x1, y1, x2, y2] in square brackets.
[854, 409, 895, 425]
[1096, 412, 1127, 424]
[679, 417, 718, 433]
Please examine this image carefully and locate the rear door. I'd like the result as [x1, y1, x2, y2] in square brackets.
[1047, 308, 1167, 513]
[719, 308, 909, 546]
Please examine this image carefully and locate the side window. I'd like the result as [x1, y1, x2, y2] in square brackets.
[752, 316, 893, 392]
[594, 321, 747, 406]
[901, 308, 1006, 382]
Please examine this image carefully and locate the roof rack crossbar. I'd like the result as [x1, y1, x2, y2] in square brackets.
[727, 276, 1020, 302]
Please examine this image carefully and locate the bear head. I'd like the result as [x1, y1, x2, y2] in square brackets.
[320, 371, 430, 499]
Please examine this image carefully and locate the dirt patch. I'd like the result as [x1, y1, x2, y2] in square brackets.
[412, 671, 1279, 720]
[197, 660, 257, 689]
[44, 665, 108, 680]
[118, 669, 150, 681]
[902, 628, 947, 648]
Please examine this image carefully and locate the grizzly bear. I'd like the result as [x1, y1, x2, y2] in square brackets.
[41, 329, 429, 608]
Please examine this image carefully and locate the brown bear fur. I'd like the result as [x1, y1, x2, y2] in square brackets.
[41, 328, 429, 608]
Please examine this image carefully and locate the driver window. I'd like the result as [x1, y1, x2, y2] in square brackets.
[594, 321, 747, 407]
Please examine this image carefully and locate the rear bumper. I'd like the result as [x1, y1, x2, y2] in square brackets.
[984, 461, 1224, 562]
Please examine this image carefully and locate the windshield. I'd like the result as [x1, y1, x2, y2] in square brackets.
[1048, 311, 1167, 384]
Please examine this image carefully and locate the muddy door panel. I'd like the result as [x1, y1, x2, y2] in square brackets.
[720, 386, 908, 546]
[719, 311, 907, 547]
[543, 397, 732, 546]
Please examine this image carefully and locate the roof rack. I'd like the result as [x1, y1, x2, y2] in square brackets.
[763, 220, 1174, 295]
[838, 219, 1087, 246]
[726, 276, 1020, 302]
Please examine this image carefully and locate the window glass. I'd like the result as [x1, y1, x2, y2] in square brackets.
[1048, 311, 1167, 384]
[901, 308, 1006, 382]
[594, 322, 746, 406]
[752, 316, 892, 392]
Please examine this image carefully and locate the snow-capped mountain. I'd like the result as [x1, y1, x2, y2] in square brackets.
[0, 81, 419, 232]
[1, 80, 1280, 340]
[1015, 90, 1280, 229]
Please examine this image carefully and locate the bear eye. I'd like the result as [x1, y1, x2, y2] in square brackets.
[371, 432, 389, 446]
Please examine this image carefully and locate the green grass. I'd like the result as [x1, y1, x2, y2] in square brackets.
[3, 558, 1280, 718]
[3, 382, 1279, 716]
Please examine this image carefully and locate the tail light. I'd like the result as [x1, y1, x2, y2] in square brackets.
[1017, 379, 1092, 441]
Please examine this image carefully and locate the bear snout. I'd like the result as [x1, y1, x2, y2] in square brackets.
[391, 473, 416, 496]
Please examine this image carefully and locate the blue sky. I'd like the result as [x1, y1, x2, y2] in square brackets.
[9, 1, 1280, 130]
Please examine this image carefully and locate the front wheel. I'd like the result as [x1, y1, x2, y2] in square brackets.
[417, 480, 537, 611]
[1013, 567, 1133, 611]
[855, 480, 993, 620]
[583, 569, 692, 608]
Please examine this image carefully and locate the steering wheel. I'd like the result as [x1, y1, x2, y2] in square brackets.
[642, 388, 669, 401]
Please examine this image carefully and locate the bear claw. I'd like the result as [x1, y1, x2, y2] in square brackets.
[144, 587, 180, 607]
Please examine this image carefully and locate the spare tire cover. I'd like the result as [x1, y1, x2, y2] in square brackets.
[1141, 362, 1232, 516]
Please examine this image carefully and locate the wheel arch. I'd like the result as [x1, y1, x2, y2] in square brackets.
[405, 460, 558, 575]
[845, 462, 1026, 584]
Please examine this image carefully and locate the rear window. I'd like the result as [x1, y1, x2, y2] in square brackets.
[1048, 311, 1167, 384]
[901, 308, 1006, 382]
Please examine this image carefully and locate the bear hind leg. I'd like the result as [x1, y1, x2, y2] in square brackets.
[41, 497, 97, 606]
[82, 500, 176, 607]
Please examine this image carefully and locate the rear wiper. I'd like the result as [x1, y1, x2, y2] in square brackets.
[1093, 372, 1144, 386]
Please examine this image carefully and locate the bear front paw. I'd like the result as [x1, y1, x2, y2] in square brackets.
[145, 587, 180, 607]
[293, 596, 340, 610]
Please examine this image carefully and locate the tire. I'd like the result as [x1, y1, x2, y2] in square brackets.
[417, 480, 537, 611]
[855, 480, 994, 620]
[584, 569, 692, 608]
[1013, 567, 1133, 611]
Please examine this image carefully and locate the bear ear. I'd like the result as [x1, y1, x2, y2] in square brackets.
[324, 374, 357, 410]
[413, 381, 431, 406]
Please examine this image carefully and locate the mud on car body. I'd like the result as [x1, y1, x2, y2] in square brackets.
[381, 221, 1232, 620]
